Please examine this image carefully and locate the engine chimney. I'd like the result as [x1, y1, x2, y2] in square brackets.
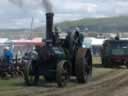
[46, 12, 54, 40]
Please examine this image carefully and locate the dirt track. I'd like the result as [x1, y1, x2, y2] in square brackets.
[1, 65, 128, 96]
[38, 68, 128, 96]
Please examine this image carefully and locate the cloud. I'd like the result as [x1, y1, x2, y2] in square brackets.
[63, 3, 96, 13]
[0, 0, 128, 28]
[54, 14, 86, 23]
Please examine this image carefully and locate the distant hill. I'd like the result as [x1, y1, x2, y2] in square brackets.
[0, 28, 44, 39]
[57, 16, 128, 33]
[0, 16, 128, 33]
[0, 26, 45, 33]
[0, 31, 43, 39]
[0, 28, 29, 32]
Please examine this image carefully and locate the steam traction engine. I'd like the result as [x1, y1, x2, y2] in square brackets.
[24, 13, 92, 87]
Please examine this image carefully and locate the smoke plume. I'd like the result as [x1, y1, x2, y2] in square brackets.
[8, 0, 24, 8]
[9, 0, 53, 12]
[42, 0, 53, 12]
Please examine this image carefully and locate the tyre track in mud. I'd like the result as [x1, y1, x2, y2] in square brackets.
[0, 68, 124, 96]
[36, 69, 128, 96]
[88, 71, 128, 96]
[83, 70, 128, 96]
[92, 69, 115, 81]
[3, 69, 122, 96]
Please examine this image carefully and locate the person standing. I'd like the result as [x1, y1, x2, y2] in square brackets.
[3, 47, 13, 65]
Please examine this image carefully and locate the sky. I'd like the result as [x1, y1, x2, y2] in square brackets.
[0, 0, 128, 29]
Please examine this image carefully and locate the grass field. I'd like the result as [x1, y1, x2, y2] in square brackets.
[0, 57, 102, 88]
[0, 57, 102, 82]
[0, 56, 116, 96]
[0, 56, 101, 86]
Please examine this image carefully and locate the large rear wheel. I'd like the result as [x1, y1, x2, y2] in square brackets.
[75, 48, 92, 83]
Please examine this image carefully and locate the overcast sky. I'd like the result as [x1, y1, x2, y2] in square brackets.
[0, 0, 128, 29]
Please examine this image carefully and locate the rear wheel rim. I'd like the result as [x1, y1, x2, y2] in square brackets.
[83, 58, 88, 81]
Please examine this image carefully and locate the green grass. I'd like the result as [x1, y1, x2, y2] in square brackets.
[0, 57, 101, 88]
[0, 57, 112, 96]
[0, 79, 24, 90]
[0, 79, 18, 86]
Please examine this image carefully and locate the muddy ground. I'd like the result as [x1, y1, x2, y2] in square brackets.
[0, 57, 128, 96]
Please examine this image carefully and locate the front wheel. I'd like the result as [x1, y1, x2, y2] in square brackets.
[56, 60, 70, 87]
[24, 60, 38, 85]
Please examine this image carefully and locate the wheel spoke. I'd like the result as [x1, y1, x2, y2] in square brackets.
[56, 60, 69, 87]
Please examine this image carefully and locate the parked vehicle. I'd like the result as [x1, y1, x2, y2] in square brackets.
[101, 40, 128, 67]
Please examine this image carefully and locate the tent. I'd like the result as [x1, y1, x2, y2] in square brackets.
[83, 37, 107, 47]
